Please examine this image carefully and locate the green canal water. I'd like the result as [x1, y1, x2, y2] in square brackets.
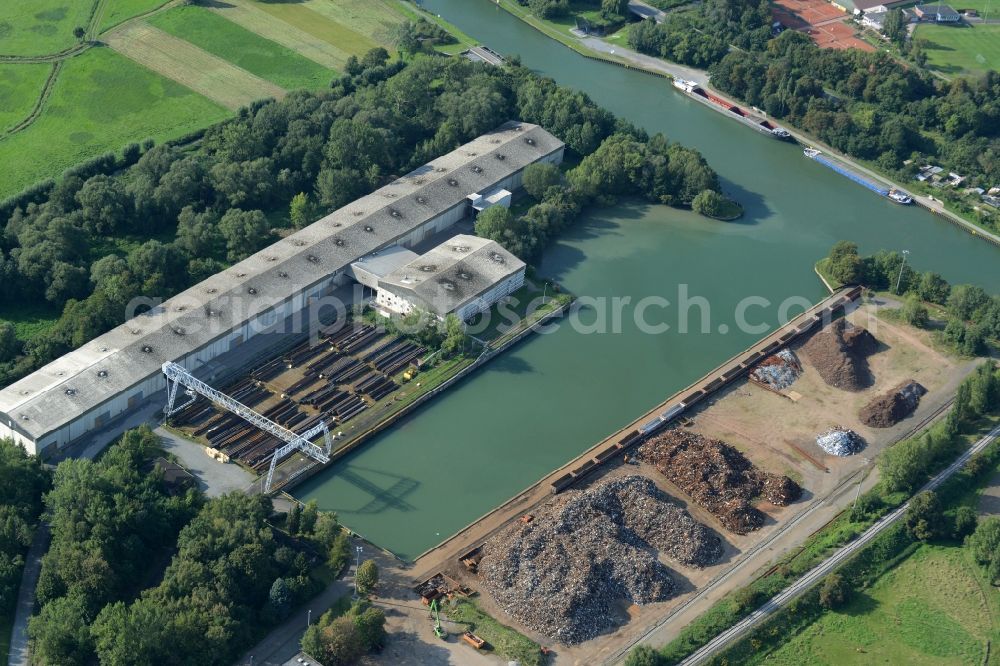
[295, 0, 1000, 560]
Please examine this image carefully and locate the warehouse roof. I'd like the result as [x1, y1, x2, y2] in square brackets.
[379, 235, 526, 316]
[0, 122, 564, 440]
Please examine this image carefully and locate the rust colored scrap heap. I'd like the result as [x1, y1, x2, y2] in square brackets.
[638, 430, 802, 534]
[801, 318, 878, 391]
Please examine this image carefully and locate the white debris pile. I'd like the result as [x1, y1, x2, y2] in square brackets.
[816, 427, 866, 456]
[751, 349, 802, 390]
[476, 476, 722, 644]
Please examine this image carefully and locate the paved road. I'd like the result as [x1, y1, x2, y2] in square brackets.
[679, 422, 1000, 665]
[582, 36, 709, 84]
[6, 525, 50, 666]
[628, 0, 667, 23]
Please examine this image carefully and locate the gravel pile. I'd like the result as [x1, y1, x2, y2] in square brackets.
[637, 430, 802, 535]
[859, 380, 926, 428]
[751, 349, 802, 390]
[816, 427, 866, 456]
[477, 476, 722, 644]
[801, 319, 878, 391]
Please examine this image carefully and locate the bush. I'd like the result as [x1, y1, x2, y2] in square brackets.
[355, 559, 378, 596]
[904, 491, 945, 541]
[691, 189, 731, 218]
[521, 162, 562, 200]
[818, 572, 850, 610]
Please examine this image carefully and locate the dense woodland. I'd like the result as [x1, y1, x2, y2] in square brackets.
[627, 0, 1000, 194]
[0, 50, 725, 390]
[25, 426, 345, 666]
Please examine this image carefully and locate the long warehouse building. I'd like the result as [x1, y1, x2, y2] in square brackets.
[0, 122, 565, 456]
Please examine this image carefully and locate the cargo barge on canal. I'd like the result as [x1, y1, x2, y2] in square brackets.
[672, 78, 793, 141]
[803, 148, 913, 204]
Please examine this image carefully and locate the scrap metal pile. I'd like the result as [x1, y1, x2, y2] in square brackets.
[859, 380, 926, 428]
[637, 430, 802, 534]
[816, 427, 866, 456]
[477, 476, 722, 644]
[750, 349, 802, 390]
[801, 318, 878, 391]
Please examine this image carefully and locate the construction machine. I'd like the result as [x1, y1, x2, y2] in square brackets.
[430, 598, 447, 639]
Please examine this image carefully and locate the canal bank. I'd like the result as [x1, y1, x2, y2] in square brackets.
[295, 0, 1000, 560]
[479, 0, 1000, 246]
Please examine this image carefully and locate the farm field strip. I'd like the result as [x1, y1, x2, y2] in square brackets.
[148, 5, 332, 90]
[0, 46, 228, 199]
[204, 0, 349, 70]
[236, 0, 383, 60]
[104, 22, 286, 110]
[98, 0, 173, 33]
[296, 0, 404, 42]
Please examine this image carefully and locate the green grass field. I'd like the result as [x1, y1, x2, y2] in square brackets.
[0, 46, 227, 199]
[0, 0, 96, 57]
[760, 545, 997, 665]
[0, 63, 52, 133]
[946, 0, 998, 15]
[917, 23, 1000, 78]
[149, 5, 332, 90]
[98, 0, 171, 32]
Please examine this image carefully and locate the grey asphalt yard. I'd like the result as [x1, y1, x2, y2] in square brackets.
[156, 426, 253, 497]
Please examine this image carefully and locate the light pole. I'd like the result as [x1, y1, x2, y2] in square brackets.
[307, 609, 312, 627]
[542, 282, 549, 305]
[894, 249, 910, 294]
[353, 545, 363, 600]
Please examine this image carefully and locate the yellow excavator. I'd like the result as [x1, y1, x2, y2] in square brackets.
[429, 598, 447, 639]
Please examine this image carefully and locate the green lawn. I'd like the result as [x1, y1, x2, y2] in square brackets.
[0, 46, 227, 199]
[759, 545, 997, 665]
[0, 62, 52, 133]
[98, 0, 172, 32]
[917, 23, 1000, 78]
[0, 0, 96, 57]
[148, 5, 333, 90]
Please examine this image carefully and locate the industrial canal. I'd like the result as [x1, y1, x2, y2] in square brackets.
[294, 0, 1000, 560]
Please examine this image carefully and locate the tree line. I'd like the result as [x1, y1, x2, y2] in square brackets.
[0, 438, 50, 615]
[476, 132, 731, 262]
[26, 425, 349, 666]
[626, 0, 999, 193]
[0, 49, 725, 391]
[824, 241, 1000, 356]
